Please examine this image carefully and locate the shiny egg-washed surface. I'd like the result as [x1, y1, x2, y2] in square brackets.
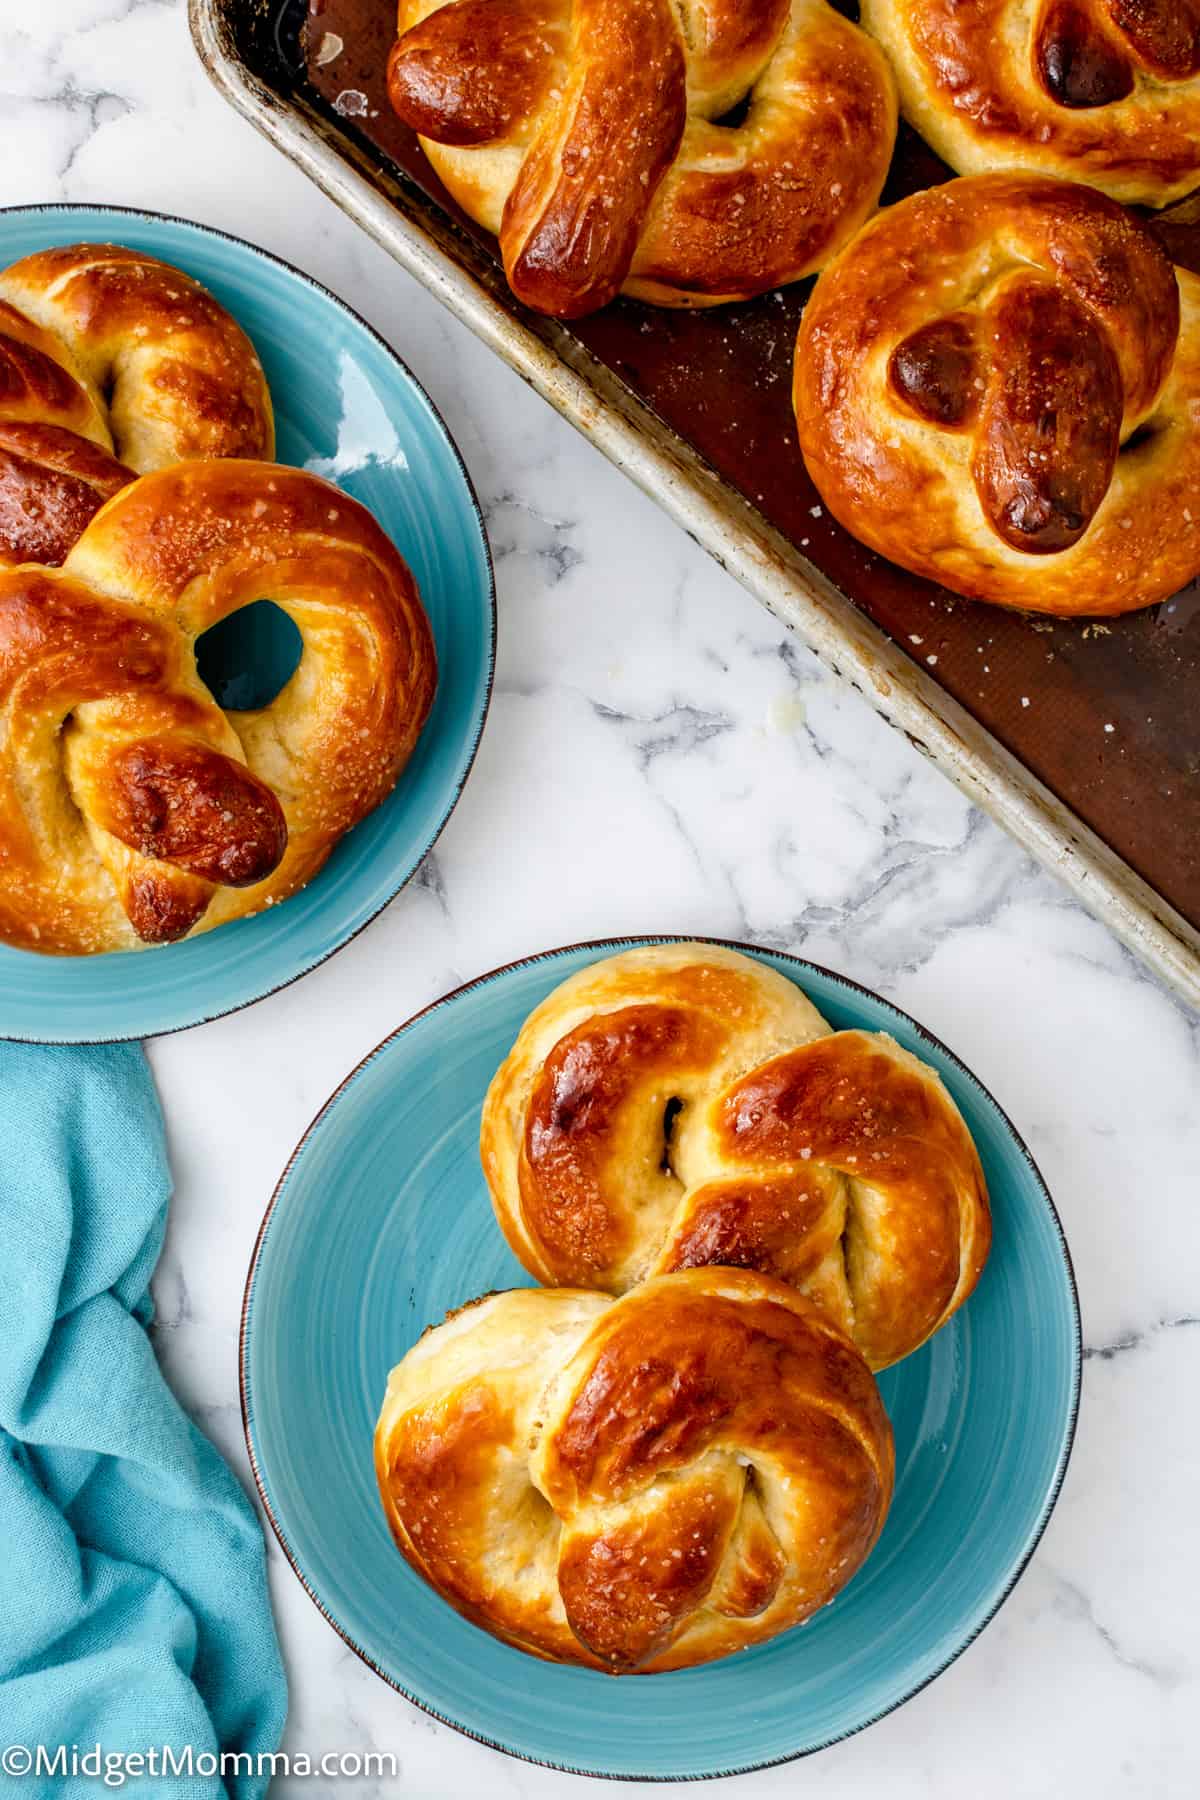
[375, 1272, 893, 1670]
[482, 942, 990, 1368]
[242, 939, 1079, 1776]
[795, 174, 1200, 616]
[862, 0, 1200, 207]
[386, 0, 897, 314]
[0, 243, 273, 566]
[0, 461, 435, 954]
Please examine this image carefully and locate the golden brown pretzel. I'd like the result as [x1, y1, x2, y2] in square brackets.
[386, 0, 897, 316]
[862, 0, 1200, 207]
[0, 244, 274, 569]
[481, 943, 989, 1369]
[0, 461, 436, 954]
[793, 174, 1200, 617]
[375, 1269, 894, 1670]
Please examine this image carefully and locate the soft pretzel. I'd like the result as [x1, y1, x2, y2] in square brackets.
[862, 0, 1200, 208]
[386, 0, 897, 316]
[793, 173, 1200, 617]
[0, 243, 274, 569]
[481, 943, 989, 1370]
[375, 1268, 893, 1670]
[0, 461, 436, 954]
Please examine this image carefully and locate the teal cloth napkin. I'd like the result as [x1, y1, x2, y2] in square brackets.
[0, 1043, 286, 1798]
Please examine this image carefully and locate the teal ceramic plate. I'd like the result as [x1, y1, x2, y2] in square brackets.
[243, 938, 1080, 1780]
[0, 205, 494, 1042]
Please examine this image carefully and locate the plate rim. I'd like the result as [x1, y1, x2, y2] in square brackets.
[0, 200, 496, 1044]
[240, 933, 1083, 1782]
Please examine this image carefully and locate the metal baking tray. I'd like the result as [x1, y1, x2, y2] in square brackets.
[192, 0, 1200, 1009]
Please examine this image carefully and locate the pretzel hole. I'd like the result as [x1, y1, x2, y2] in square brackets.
[1120, 421, 1162, 457]
[713, 92, 753, 132]
[660, 1097, 684, 1175]
[195, 600, 302, 711]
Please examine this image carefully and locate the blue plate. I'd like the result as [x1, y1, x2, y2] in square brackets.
[243, 938, 1080, 1780]
[0, 205, 494, 1042]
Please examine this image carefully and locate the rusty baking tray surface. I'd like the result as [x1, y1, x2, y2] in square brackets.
[193, 0, 1200, 1007]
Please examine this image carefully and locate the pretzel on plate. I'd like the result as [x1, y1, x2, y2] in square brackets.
[482, 942, 990, 1369]
[0, 461, 436, 954]
[375, 1268, 894, 1670]
[0, 243, 273, 568]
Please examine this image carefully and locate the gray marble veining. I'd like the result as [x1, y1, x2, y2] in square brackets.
[7, 5, 1199, 1793]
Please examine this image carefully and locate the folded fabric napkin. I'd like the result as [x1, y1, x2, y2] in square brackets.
[0, 1042, 286, 1798]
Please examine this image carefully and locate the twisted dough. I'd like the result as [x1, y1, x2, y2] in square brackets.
[794, 173, 1200, 616]
[482, 943, 989, 1369]
[0, 461, 436, 954]
[862, 0, 1200, 208]
[387, 0, 897, 315]
[0, 244, 274, 568]
[375, 1269, 893, 1670]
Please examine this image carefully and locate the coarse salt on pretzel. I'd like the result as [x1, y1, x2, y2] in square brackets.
[387, 0, 897, 315]
[0, 243, 273, 568]
[793, 173, 1200, 616]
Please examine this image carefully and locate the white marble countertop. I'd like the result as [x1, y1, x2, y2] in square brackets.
[8, 4, 1200, 1796]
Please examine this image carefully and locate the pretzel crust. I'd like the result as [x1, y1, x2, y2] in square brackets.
[481, 943, 990, 1369]
[793, 173, 1200, 617]
[375, 1270, 893, 1670]
[0, 244, 274, 568]
[0, 461, 436, 954]
[861, 0, 1200, 209]
[387, 0, 897, 315]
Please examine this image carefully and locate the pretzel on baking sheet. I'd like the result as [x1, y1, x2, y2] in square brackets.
[862, 0, 1200, 209]
[793, 173, 1200, 616]
[387, 0, 897, 315]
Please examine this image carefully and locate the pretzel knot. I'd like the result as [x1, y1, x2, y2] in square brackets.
[481, 944, 990, 1370]
[0, 462, 436, 954]
[387, 0, 897, 316]
[375, 1270, 894, 1670]
[0, 244, 274, 571]
[863, 0, 1200, 207]
[794, 174, 1200, 617]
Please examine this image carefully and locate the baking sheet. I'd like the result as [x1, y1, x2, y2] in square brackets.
[192, 0, 1200, 1006]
